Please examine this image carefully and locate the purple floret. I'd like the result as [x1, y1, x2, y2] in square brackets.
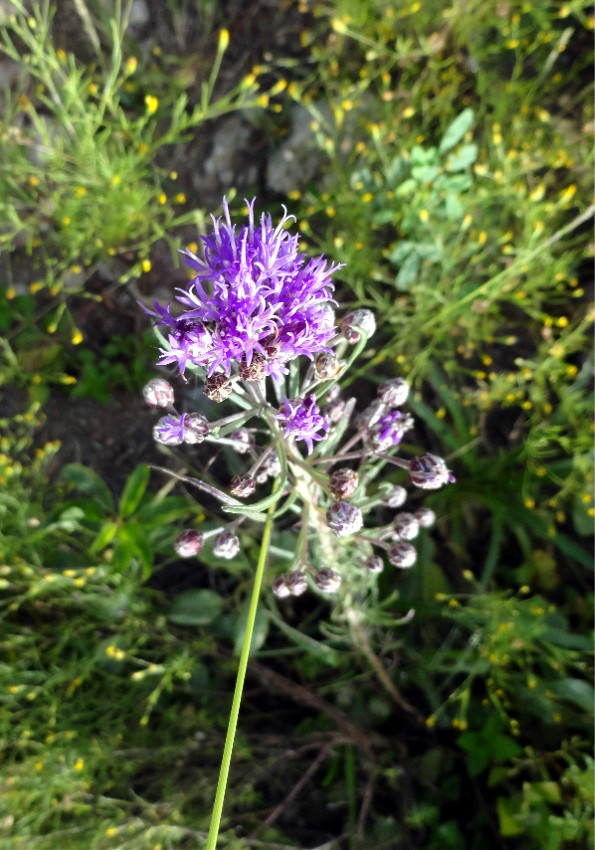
[146, 198, 341, 379]
[277, 394, 329, 455]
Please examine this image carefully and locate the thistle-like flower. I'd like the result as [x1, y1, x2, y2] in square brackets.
[145, 197, 341, 382]
[276, 394, 329, 455]
[143, 197, 455, 603]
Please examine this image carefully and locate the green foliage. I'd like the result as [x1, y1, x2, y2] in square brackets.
[0, 0, 260, 293]
[0, 0, 593, 847]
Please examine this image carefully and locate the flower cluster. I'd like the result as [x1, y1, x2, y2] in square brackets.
[145, 197, 341, 383]
[142, 197, 454, 604]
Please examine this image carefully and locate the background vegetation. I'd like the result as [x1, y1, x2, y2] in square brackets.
[0, 1, 592, 848]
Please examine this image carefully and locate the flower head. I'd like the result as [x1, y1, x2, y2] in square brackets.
[368, 410, 414, 453]
[277, 394, 329, 455]
[147, 197, 341, 379]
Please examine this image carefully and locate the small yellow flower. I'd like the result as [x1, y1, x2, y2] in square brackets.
[257, 94, 269, 108]
[74, 758, 84, 771]
[218, 28, 230, 51]
[419, 209, 430, 223]
[111, 175, 122, 187]
[145, 94, 159, 114]
[125, 56, 138, 74]
[138, 142, 149, 155]
[158, 192, 167, 205]
[174, 192, 186, 204]
[71, 330, 83, 345]
[402, 106, 415, 118]
[141, 259, 152, 273]
[88, 82, 99, 96]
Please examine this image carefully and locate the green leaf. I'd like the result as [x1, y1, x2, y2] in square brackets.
[168, 589, 223, 626]
[233, 599, 269, 657]
[119, 464, 150, 518]
[136, 496, 195, 527]
[548, 678, 594, 713]
[439, 108, 474, 154]
[60, 463, 113, 512]
[89, 520, 119, 555]
[445, 143, 478, 171]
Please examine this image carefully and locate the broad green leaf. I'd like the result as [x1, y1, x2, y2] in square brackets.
[439, 108, 474, 154]
[59, 463, 113, 512]
[119, 464, 150, 518]
[168, 589, 223, 626]
[445, 143, 478, 171]
[395, 252, 420, 291]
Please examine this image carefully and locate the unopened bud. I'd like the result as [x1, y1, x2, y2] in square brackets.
[388, 540, 417, 569]
[230, 428, 254, 454]
[414, 507, 436, 528]
[230, 473, 256, 498]
[204, 374, 233, 402]
[315, 351, 342, 380]
[212, 530, 240, 559]
[272, 575, 291, 599]
[183, 413, 210, 444]
[393, 512, 420, 540]
[325, 397, 346, 424]
[355, 400, 384, 429]
[255, 451, 281, 484]
[329, 468, 359, 500]
[340, 309, 376, 342]
[366, 554, 384, 574]
[313, 567, 342, 593]
[143, 378, 174, 407]
[384, 485, 407, 508]
[377, 378, 409, 407]
[408, 454, 455, 490]
[326, 500, 363, 536]
[174, 529, 204, 558]
[286, 571, 308, 597]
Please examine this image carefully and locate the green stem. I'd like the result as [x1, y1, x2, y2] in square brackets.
[205, 496, 276, 850]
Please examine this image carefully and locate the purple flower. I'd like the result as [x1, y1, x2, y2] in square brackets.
[146, 198, 341, 379]
[153, 414, 186, 445]
[276, 394, 329, 454]
[368, 410, 414, 453]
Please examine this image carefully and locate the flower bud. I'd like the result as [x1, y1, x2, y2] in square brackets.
[414, 507, 436, 528]
[153, 415, 184, 445]
[326, 383, 341, 403]
[355, 400, 384, 429]
[329, 468, 359, 500]
[315, 351, 342, 380]
[313, 567, 342, 593]
[388, 540, 417, 569]
[377, 378, 409, 407]
[326, 500, 363, 536]
[408, 454, 455, 490]
[174, 529, 204, 558]
[230, 473, 256, 498]
[230, 428, 254, 454]
[212, 530, 240, 559]
[366, 554, 384, 574]
[143, 378, 174, 408]
[393, 511, 420, 540]
[325, 397, 346, 424]
[286, 571, 308, 597]
[384, 485, 407, 508]
[368, 411, 414, 453]
[272, 575, 291, 599]
[183, 413, 210, 444]
[204, 374, 233, 402]
[255, 451, 282, 484]
[340, 309, 376, 342]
